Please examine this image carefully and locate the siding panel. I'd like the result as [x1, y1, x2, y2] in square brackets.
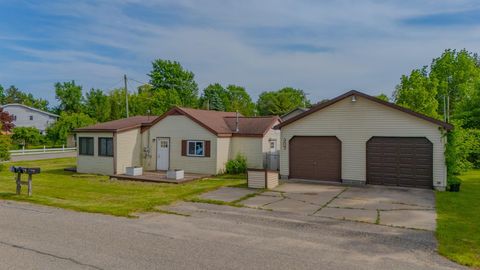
[279, 96, 447, 189]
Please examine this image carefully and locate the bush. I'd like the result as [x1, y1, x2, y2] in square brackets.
[0, 134, 11, 171]
[225, 154, 247, 174]
[445, 125, 480, 175]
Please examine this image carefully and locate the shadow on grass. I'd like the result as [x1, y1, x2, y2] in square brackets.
[0, 192, 18, 199]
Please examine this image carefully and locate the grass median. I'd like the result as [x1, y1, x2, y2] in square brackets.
[0, 157, 245, 217]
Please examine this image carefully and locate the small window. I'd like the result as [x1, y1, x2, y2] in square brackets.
[160, 141, 168, 148]
[29, 115, 33, 120]
[11, 115, 16, 121]
[98, 137, 113, 157]
[79, 137, 94, 156]
[187, 141, 204, 156]
[270, 141, 275, 149]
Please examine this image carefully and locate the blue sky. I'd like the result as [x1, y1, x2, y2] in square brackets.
[0, 0, 479, 104]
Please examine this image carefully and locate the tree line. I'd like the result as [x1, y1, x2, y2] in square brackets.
[0, 59, 311, 146]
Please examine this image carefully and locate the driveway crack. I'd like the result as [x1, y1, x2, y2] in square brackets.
[311, 187, 349, 215]
[0, 240, 104, 270]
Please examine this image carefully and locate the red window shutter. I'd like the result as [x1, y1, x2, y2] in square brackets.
[181, 140, 187, 156]
[205, 141, 211, 157]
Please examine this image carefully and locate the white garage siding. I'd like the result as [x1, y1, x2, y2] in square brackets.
[279, 96, 447, 190]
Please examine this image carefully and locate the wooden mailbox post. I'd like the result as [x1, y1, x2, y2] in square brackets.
[10, 166, 41, 196]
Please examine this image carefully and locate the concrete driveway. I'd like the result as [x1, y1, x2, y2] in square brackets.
[199, 182, 436, 231]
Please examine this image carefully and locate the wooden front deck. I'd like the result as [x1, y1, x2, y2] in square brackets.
[110, 171, 211, 184]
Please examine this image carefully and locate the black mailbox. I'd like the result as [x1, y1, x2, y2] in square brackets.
[26, 168, 41, 174]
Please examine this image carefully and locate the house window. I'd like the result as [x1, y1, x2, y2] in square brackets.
[11, 115, 16, 121]
[98, 137, 113, 157]
[187, 141, 204, 156]
[79, 137, 94, 156]
[29, 115, 33, 120]
[160, 140, 168, 148]
[270, 141, 276, 150]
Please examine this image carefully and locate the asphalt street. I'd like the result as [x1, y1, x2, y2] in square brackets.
[0, 200, 464, 270]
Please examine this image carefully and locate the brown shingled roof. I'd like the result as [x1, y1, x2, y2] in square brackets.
[147, 107, 279, 137]
[75, 115, 159, 133]
[224, 116, 280, 137]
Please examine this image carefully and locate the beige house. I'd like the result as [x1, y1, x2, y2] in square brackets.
[75, 108, 280, 175]
[75, 116, 157, 175]
[276, 90, 453, 190]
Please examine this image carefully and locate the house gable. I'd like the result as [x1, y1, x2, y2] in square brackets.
[277, 90, 452, 130]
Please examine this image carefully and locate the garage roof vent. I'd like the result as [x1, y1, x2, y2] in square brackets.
[351, 95, 357, 102]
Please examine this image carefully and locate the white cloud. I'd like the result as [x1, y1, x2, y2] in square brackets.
[1, 0, 480, 103]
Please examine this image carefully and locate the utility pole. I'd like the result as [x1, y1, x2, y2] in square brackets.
[124, 74, 129, 118]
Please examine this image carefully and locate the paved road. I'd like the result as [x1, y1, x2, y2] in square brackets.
[0, 200, 463, 270]
[10, 152, 76, 162]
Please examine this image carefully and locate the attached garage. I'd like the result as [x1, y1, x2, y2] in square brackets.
[366, 137, 433, 189]
[277, 90, 453, 190]
[289, 136, 341, 181]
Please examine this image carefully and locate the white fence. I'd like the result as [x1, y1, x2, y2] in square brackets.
[10, 146, 77, 156]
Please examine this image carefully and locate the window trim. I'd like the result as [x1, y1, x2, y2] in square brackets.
[29, 115, 33, 120]
[79, 137, 94, 156]
[186, 140, 205, 157]
[98, 137, 114, 157]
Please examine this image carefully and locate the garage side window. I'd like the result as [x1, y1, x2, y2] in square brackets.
[79, 137, 94, 156]
[98, 137, 114, 157]
[187, 141, 204, 156]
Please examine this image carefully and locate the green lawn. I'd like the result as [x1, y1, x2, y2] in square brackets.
[436, 170, 480, 268]
[0, 158, 245, 217]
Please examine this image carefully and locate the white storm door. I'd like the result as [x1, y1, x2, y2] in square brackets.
[156, 138, 170, 170]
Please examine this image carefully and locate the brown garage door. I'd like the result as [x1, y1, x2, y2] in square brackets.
[367, 137, 433, 189]
[289, 136, 341, 181]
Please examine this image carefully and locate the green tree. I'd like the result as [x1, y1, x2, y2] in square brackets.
[3, 86, 50, 111]
[11, 127, 44, 147]
[150, 89, 182, 115]
[393, 67, 440, 119]
[199, 83, 228, 111]
[85, 88, 111, 122]
[376, 93, 389, 102]
[148, 59, 199, 107]
[257, 87, 310, 116]
[46, 112, 96, 144]
[225, 85, 255, 116]
[54, 81, 84, 113]
[129, 91, 152, 116]
[0, 84, 5, 104]
[430, 49, 480, 120]
[4, 85, 26, 104]
[0, 132, 11, 168]
[108, 88, 127, 120]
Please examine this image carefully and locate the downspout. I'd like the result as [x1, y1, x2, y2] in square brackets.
[235, 111, 239, 133]
[113, 132, 117, 175]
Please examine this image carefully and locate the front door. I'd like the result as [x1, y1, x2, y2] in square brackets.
[156, 138, 170, 170]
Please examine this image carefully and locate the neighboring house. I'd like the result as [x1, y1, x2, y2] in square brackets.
[75, 107, 280, 175]
[281, 107, 308, 121]
[2, 104, 59, 134]
[276, 90, 453, 190]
